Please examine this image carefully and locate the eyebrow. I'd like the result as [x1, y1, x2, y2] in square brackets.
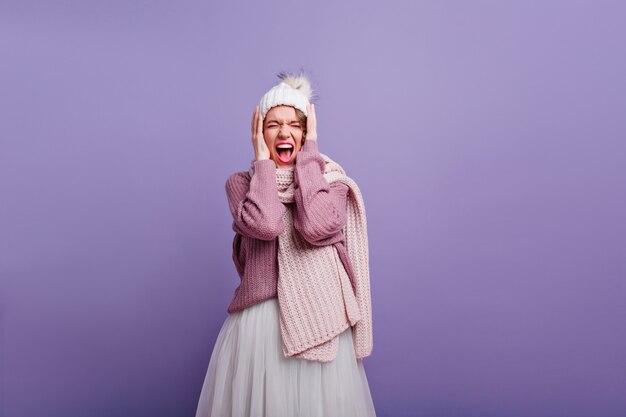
[265, 119, 300, 123]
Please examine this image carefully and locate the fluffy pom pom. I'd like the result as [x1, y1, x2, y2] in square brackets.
[277, 70, 316, 101]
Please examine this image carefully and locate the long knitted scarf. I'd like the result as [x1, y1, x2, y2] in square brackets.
[248, 152, 372, 362]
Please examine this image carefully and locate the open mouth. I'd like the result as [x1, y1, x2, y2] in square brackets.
[275, 143, 294, 163]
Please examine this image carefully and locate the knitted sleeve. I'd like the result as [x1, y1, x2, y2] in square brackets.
[293, 140, 349, 246]
[225, 159, 286, 241]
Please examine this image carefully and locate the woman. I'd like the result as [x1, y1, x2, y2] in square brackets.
[195, 71, 376, 417]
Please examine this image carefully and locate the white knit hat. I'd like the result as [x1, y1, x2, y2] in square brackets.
[259, 71, 315, 119]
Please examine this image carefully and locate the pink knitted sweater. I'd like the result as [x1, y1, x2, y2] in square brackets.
[225, 140, 357, 315]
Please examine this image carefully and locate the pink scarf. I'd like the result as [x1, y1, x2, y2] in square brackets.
[249, 152, 373, 362]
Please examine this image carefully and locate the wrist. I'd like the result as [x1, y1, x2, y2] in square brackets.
[301, 139, 319, 152]
[253, 158, 276, 171]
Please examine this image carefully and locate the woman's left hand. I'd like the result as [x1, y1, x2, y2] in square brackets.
[305, 103, 317, 142]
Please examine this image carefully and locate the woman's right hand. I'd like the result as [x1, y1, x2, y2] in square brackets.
[251, 105, 270, 161]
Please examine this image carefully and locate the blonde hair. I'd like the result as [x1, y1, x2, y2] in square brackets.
[295, 108, 308, 145]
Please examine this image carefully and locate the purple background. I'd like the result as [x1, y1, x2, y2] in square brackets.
[2, 1, 625, 416]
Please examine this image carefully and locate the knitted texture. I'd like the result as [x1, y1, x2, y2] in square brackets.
[224, 159, 285, 314]
[225, 140, 352, 315]
[246, 142, 373, 362]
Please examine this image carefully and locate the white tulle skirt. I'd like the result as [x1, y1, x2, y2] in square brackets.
[194, 297, 377, 417]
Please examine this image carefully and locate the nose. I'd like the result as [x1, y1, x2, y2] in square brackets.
[278, 124, 290, 138]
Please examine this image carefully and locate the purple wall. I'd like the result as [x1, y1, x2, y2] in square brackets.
[2, 1, 625, 416]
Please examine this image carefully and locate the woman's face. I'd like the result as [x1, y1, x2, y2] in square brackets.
[263, 105, 304, 168]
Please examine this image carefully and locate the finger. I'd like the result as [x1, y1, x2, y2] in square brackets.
[250, 106, 256, 136]
[252, 106, 257, 137]
[309, 104, 316, 130]
[257, 106, 263, 137]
